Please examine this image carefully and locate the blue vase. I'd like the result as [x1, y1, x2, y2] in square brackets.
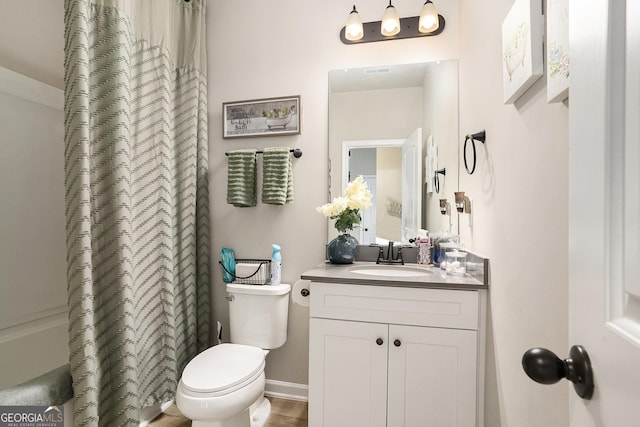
[328, 234, 358, 264]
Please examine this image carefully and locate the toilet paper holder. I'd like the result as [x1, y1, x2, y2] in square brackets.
[292, 280, 311, 307]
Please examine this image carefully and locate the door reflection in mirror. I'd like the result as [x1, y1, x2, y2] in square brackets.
[347, 144, 402, 244]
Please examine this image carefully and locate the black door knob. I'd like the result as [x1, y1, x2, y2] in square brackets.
[394, 339, 401, 347]
[376, 338, 384, 346]
[522, 348, 565, 385]
[522, 345, 594, 399]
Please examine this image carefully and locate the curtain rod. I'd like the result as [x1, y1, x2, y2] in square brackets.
[225, 148, 303, 158]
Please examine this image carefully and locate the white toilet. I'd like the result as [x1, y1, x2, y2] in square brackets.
[176, 283, 291, 427]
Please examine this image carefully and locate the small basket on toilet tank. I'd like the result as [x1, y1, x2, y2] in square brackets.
[219, 259, 271, 285]
[226, 283, 290, 349]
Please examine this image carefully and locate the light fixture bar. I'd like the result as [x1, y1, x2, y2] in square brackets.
[340, 14, 445, 44]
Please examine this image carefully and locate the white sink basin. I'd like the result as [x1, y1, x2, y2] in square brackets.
[349, 265, 432, 278]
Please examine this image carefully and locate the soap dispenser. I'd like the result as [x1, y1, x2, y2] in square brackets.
[270, 244, 282, 286]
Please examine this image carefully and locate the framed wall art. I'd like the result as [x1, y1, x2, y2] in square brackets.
[546, 0, 569, 103]
[222, 95, 301, 138]
[502, 0, 544, 104]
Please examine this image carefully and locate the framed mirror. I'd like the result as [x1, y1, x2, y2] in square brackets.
[328, 60, 459, 244]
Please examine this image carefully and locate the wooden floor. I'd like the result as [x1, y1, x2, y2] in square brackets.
[148, 396, 308, 427]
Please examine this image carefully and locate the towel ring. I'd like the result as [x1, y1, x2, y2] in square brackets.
[434, 168, 446, 194]
[463, 131, 486, 175]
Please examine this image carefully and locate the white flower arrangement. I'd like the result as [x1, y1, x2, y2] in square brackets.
[317, 175, 373, 233]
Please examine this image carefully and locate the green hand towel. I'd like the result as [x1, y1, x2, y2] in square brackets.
[227, 149, 257, 207]
[262, 147, 294, 205]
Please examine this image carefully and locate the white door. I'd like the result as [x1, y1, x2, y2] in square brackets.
[569, 1, 640, 425]
[360, 175, 377, 244]
[308, 318, 388, 427]
[387, 324, 477, 427]
[402, 128, 422, 243]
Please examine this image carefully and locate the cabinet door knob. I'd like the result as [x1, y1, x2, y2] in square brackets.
[376, 338, 384, 346]
[394, 339, 401, 347]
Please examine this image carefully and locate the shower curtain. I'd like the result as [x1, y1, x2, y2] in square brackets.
[63, 1, 209, 425]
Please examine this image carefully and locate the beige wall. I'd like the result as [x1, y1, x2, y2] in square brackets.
[208, 0, 460, 388]
[457, 1, 569, 425]
[0, 0, 66, 388]
[0, 0, 569, 425]
[0, 0, 64, 89]
[423, 60, 460, 233]
[210, 1, 568, 425]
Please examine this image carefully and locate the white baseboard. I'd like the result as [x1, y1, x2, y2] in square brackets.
[264, 379, 308, 402]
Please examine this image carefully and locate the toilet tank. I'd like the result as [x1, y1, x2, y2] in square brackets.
[226, 283, 290, 349]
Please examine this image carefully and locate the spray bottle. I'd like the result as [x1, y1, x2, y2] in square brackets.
[270, 244, 282, 286]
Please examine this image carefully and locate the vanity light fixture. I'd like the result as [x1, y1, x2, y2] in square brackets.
[340, 1, 446, 45]
[381, 1, 401, 36]
[419, 0, 439, 33]
[345, 5, 364, 41]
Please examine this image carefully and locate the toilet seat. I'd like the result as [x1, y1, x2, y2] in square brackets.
[181, 343, 265, 395]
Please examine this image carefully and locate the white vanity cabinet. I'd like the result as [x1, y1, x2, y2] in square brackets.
[308, 282, 485, 427]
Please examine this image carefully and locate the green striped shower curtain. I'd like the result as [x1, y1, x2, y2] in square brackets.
[63, 1, 210, 425]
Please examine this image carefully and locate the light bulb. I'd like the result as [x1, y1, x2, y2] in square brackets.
[381, 1, 400, 37]
[345, 5, 364, 41]
[419, 0, 439, 33]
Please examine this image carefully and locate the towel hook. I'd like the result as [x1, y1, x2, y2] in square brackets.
[463, 130, 486, 175]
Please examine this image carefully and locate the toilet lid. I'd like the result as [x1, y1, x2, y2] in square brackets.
[181, 343, 265, 393]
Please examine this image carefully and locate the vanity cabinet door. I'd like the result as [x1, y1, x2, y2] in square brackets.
[309, 318, 388, 427]
[387, 324, 478, 427]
